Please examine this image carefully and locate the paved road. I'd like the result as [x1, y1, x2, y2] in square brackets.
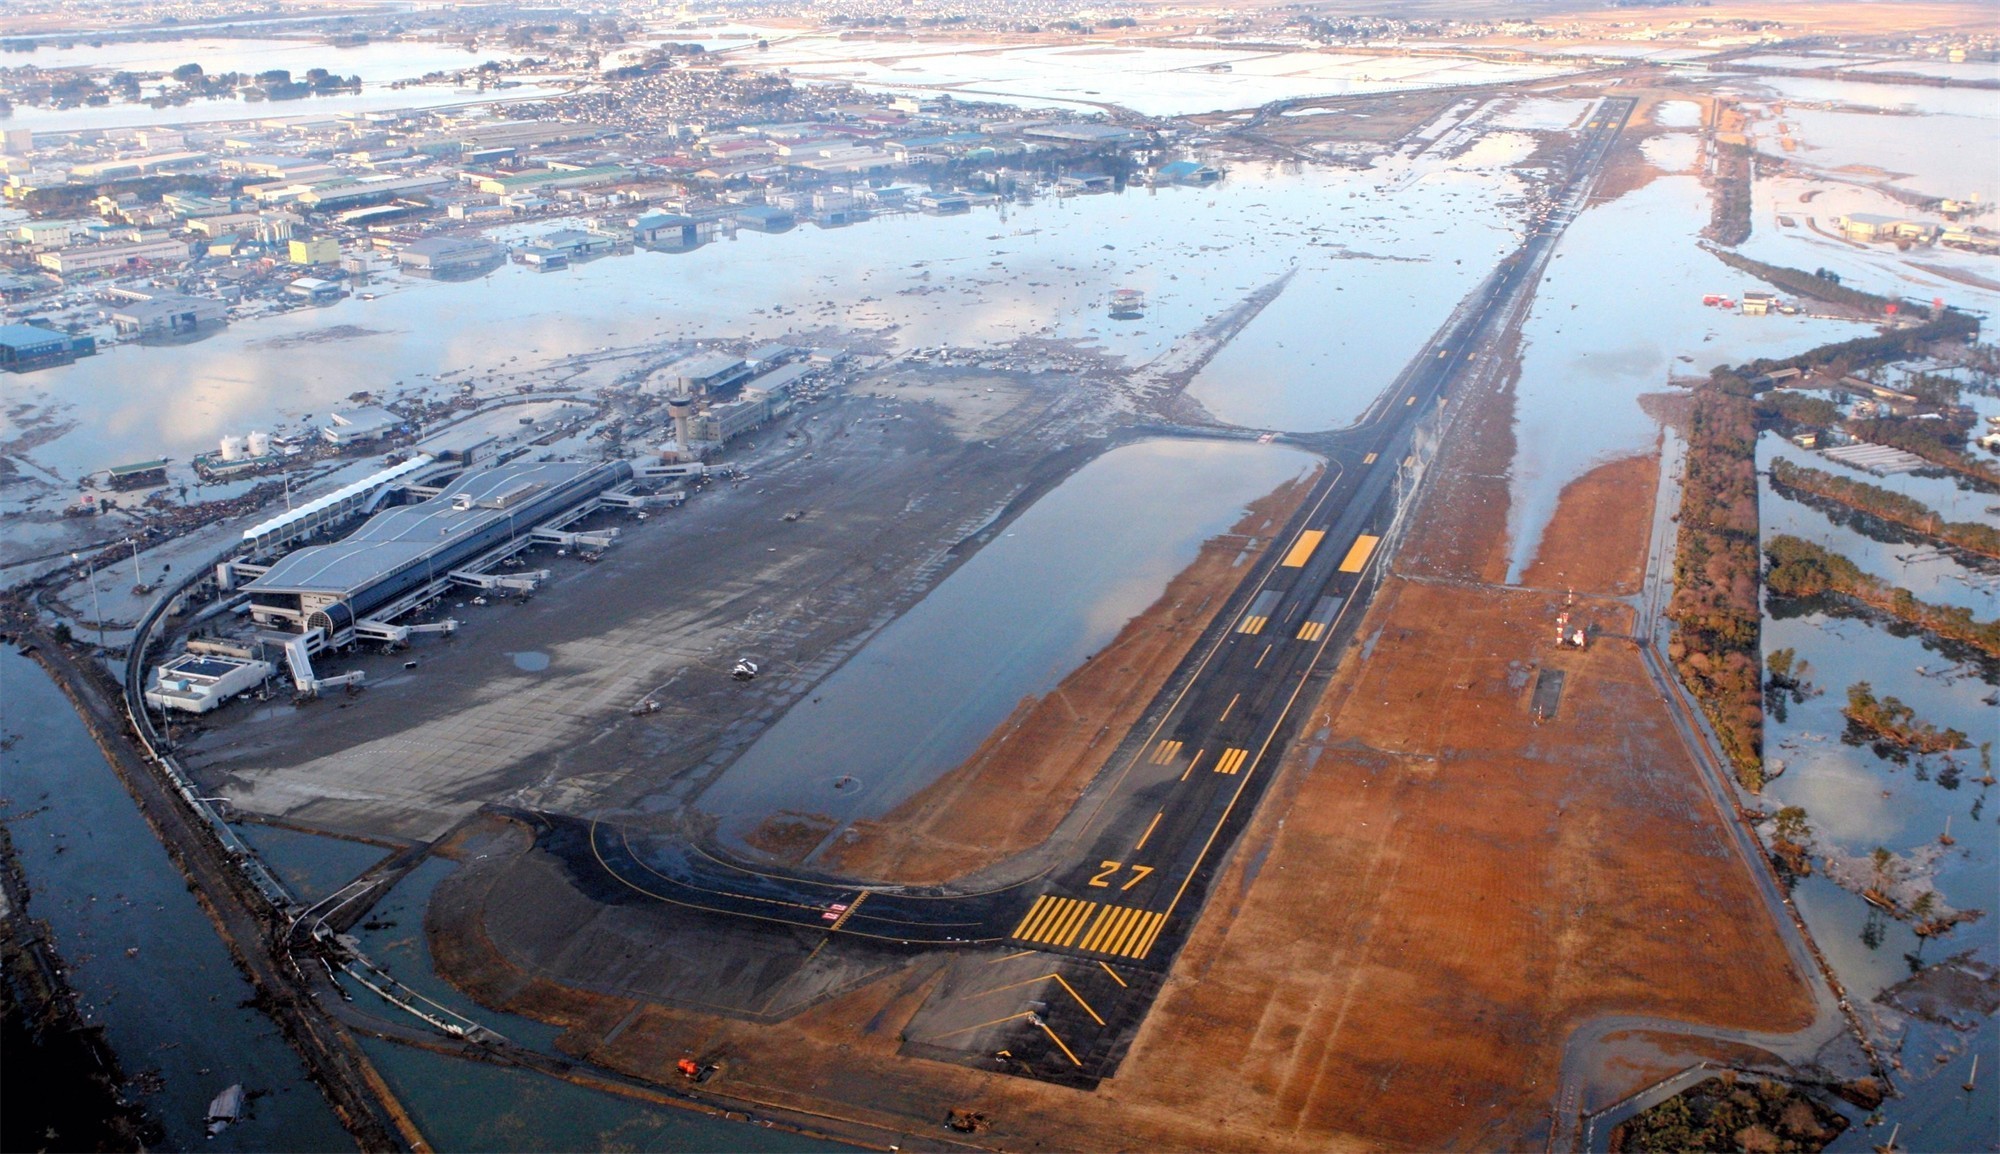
[580, 97, 1640, 1084]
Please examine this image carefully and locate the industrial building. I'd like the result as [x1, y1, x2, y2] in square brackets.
[0, 323, 95, 372]
[630, 211, 699, 249]
[322, 406, 403, 445]
[398, 235, 506, 277]
[35, 238, 192, 275]
[474, 165, 631, 196]
[106, 459, 169, 490]
[110, 294, 229, 338]
[287, 277, 348, 304]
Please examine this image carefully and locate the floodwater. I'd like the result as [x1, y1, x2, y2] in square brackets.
[1502, 174, 1862, 582]
[696, 438, 1318, 847]
[2, 37, 549, 134]
[762, 39, 1575, 118]
[1761, 437, 1999, 615]
[0, 649, 351, 1151]
[3, 158, 1525, 490]
[355, 1036, 852, 1152]
[1182, 144, 1519, 432]
[1756, 429, 1997, 1151]
[179, 809, 842, 1149]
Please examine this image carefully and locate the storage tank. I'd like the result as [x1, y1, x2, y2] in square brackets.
[246, 430, 272, 457]
[219, 435, 245, 462]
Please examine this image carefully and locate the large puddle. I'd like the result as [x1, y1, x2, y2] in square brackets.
[695, 438, 1317, 848]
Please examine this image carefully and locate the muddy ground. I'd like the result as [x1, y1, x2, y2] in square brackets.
[178, 365, 1114, 843]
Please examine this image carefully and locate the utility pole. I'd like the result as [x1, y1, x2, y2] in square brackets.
[71, 552, 104, 650]
[128, 537, 143, 588]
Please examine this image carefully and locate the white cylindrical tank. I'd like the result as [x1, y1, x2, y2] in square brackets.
[246, 431, 272, 457]
[219, 435, 245, 462]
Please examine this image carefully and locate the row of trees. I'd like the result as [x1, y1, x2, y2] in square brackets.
[1842, 682, 1971, 753]
[1769, 458, 2000, 558]
[1705, 248, 1898, 312]
[1764, 534, 2000, 657]
[1667, 370, 1767, 789]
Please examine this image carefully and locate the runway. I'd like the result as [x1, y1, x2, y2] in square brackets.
[574, 96, 1638, 1086]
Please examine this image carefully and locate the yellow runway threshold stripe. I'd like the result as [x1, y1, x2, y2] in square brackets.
[1148, 739, 1183, 765]
[1338, 534, 1381, 574]
[1362, 452, 1378, 465]
[1279, 528, 1325, 568]
[1214, 747, 1249, 775]
[1013, 896, 1104, 948]
[1296, 621, 1326, 642]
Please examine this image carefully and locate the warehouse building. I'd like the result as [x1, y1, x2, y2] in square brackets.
[398, 235, 506, 278]
[36, 237, 192, 274]
[0, 322, 95, 372]
[110, 294, 229, 338]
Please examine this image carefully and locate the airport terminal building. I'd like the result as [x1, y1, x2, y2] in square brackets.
[244, 460, 630, 634]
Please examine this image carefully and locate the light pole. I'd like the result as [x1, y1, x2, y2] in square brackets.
[128, 537, 143, 589]
[70, 552, 104, 650]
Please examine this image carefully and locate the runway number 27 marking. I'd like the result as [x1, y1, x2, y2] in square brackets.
[1090, 861, 1154, 891]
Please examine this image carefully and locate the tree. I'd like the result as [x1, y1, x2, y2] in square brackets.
[1773, 806, 1809, 845]
[1870, 846, 1895, 892]
[172, 62, 204, 82]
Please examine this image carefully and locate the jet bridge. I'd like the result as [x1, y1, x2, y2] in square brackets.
[282, 630, 365, 696]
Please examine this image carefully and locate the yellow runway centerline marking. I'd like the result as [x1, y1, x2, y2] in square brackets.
[1338, 534, 1381, 574]
[1218, 692, 1240, 722]
[1099, 961, 1128, 987]
[1135, 811, 1163, 852]
[1180, 749, 1205, 782]
[1279, 528, 1325, 567]
[1406, 394, 1417, 405]
[1254, 643, 1272, 669]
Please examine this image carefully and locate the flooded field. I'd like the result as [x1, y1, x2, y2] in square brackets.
[759, 39, 1577, 117]
[2, 157, 1531, 493]
[0, 650, 351, 1152]
[1754, 427, 1997, 1150]
[1502, 175, 1862, 581]
[697, 437, 1318, 851]
[0, 37, 551, 133]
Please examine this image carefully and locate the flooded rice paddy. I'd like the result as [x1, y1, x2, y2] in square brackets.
[697, 438, 1318, 849]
